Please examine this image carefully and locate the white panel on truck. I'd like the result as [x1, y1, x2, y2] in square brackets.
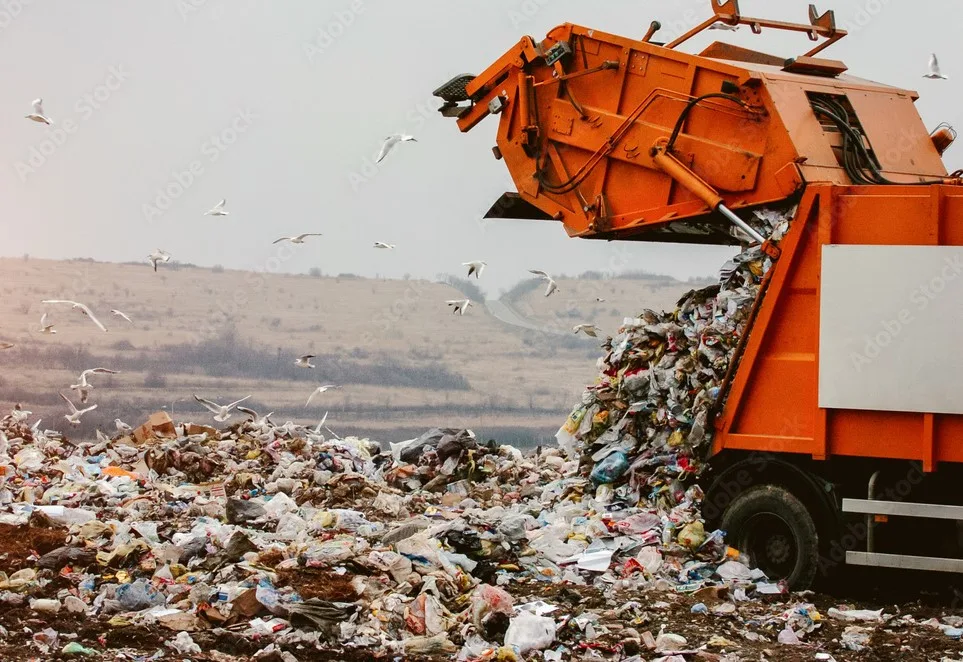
[819, 245, 963, 415]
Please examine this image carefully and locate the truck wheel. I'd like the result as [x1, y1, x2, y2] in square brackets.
[720, 485, 819, 590]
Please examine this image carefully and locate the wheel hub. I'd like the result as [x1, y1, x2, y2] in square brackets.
[765, 533, 792, 564]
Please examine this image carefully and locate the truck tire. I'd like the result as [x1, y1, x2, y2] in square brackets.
[720, 484, 819, 590]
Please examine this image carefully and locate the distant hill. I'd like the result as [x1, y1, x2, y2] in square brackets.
[0, 257, 706, 444]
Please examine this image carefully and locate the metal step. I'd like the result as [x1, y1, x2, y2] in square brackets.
[847, 551, 963, 573]
[842, 498, 963, 521]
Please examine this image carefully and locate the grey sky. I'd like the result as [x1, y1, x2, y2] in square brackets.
[2, 1, 960, 295]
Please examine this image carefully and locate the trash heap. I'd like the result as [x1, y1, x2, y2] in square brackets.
[556, 206, 795, 515]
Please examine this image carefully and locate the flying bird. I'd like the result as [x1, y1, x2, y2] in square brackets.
[148, 249, 172, 272]
[0, 342, 13, 350]
[311, 411, 329, 436]
[463, 261, 486, 279]
[41, 300, 108, 332]
[373, 242, 396, 249]
[193, 394, 251, 423]
[236, 406, 274, 428]
[708, 22, 739, 31]
[70, 368, 120, 404]
[305, 385, 342, 407]
[25, 98, 51, 124]
[447, 299, 472, 315]
[39, 313, 56, 335]
[115, 418, 133, 434]
[573, 324, 602, 338]
[273, 233, 322, 245]
[924, 53, 948, 80]
[376, 133, 417, 163]
[295, 354, 316, 369]
[529, 270, 559, 297]
[60, 392, 97, 427]
[204, 199, 229, 216]
[110, 309, 133, 324]
[595, 297, 607, 303]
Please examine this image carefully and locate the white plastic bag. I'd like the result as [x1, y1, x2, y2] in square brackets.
[504, 612, 556, 654]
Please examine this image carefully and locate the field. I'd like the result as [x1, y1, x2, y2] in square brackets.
[0, 257, 707, 445]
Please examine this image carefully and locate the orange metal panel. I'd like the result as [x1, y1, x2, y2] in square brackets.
[714, 185, 963, 465]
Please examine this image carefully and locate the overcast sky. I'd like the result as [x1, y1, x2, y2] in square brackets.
[2, 0, 960, 295]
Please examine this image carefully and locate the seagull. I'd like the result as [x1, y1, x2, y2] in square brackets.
[295, 354, 316, 369]
[529, 270, 559, 297]
[573, 324, 602, 338]
[204, 199, 229, 216]
[447, 299, 472, 315]
[148, 249, 172, 272]
[110, 309, 133, 324]
[305, 385, 342, 407]
[0, 342, 13, 350]
[924, 53, 948, 80]
[376, 133, 417, 163]
[708, 22, 739, 31]
[115, 418, 133, 434]
[311, 411, 329, 435]
[236, 406, 275, 428]
[41, 300, 108, 332]
[60, 392, 97, 427]
[39, 312, 57, 335]
[463, 261, 487, 279]
[373, 242, 396, 249]
[595, 297, 607, 303]
[273, 233, 322, 245]
[70, 368, 120, 404]
[4, 404, 31, 424]
[193, 394, 251, 423]
[25, 98, 51, 125]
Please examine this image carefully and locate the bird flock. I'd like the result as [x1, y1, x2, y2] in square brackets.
[6, 121, 435, 427]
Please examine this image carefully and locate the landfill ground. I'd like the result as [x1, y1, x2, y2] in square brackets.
[1, 558, 963, 661]
[2, 413, 963, 662]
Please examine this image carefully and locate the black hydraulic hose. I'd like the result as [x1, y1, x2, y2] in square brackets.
[812, 102, 948, 186]
[811, 102, 879, 183]
[666, 93, 748, 153]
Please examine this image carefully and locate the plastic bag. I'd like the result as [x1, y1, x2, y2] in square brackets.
[504, 612, 556, 654]
[590, 451, 629, 484]
[472, 584, 514, 627]
[166, 631, 201, 654]
[116, 579, 165, 611]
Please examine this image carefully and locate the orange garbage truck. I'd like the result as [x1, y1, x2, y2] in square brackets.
[437, 0, 963, 587]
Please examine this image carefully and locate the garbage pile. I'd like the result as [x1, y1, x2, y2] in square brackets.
[555, 206, 795, 527]
[0, 412, 960, 658]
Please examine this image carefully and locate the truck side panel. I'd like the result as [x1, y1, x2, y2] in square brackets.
[713, 185, 963, 471]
